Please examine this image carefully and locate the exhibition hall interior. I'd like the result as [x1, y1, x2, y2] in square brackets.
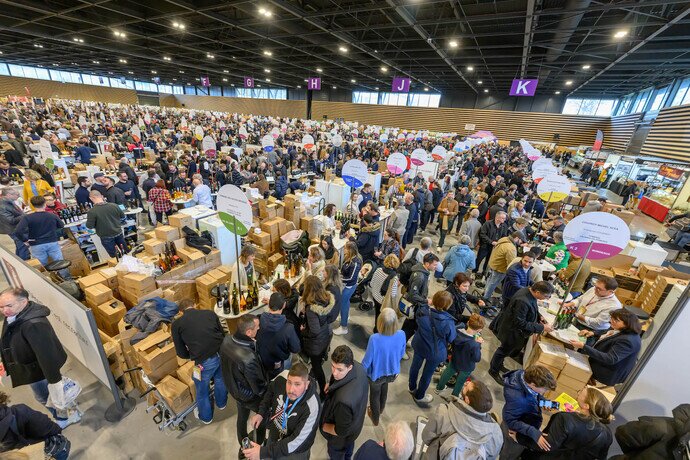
[1, 0, 690, 459]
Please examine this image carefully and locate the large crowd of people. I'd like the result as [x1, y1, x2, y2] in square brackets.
[0, 99, 661, 459]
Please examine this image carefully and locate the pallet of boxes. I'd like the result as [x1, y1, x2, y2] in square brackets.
[527, 340, 593, 400]
[636, 263, 689, 316]
[250, 196, 300, 278]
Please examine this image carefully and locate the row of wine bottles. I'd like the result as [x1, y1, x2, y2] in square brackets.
[157, 242, 182, 273]
[58, 204, 93, 223]
[221, 274, 261, 315]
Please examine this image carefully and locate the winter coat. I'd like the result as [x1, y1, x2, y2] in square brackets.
[446, 283, 480, 324]
[274, 176, 288, 199]
[494, 287, 544, 351]
[0, 198, 23, 235]
[356, 222, 381, 262]
[502, 369, 546, 443]
[257, 371, 321, 459]
[412, 305, 457, 363]
[422, 398, 503, 460]
[579, 330, 641, 386]
[523, 412, 612, 459]
[450, 329, 482, 373]
[320, 361, 369, 448]
[443, 244, 476, 281]
[488, 236, 517, 273]
[479, 220, 508, 248]
[615, 404, 690, 459]
[256, 313, 301, 374]
[325, 285, 342, 324]
[459, 218, 482, 248]
[502, 263, 533, 302]
[0, 403, 62, 451]
[406, 263, 430, 307]
[437, 197, 459, 231]
[0, 302, 67, 386]
[219, 332, 268, 406]
[301, 294, 335, 356]
[389, 207, 409, 237]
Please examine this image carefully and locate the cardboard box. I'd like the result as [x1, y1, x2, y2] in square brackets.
[155, 225, 180, 242]
[143, 238, 166, 256]
[94, 299, 126, 325]
[168, 213, 194, 229]
[529, 341, 568, 370]
[615, 288, 637, 302]
[155, 375, 193, 413]
[133, 330, 177, 377]
[84, 283, 113, 307]
[144, 230, 157, 240]
[637, 263, 665, 280]
[98, 267, 119, 290]
[205, 249, 221, 267]
[612, 267, 642, 292]
[78, 273, 107, 290]
[250, 230, 272, 249]
[261, 218, 281, 242]
[562, 349, 593, 382]
[591, 254, 635, 270]
[122, 273, 156, 291]
[556, 373, 587, 393]
[25, 258, 44, 272]
[612, 209, 635, 225]
[176, 362, 196, 400]
[60, 240, 91, 277]
[300, 216, 314, 233]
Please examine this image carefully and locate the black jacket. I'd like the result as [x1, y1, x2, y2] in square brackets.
[219, 332, 268, 406]
[320, 361, 369, 448]
[615, 404, 690, 459]
[0, 403, 62, 451]
[283, 287, 301, 327]
[301, 295, 335, 356]
[524, 412, 612, 459]
[325, 285, 342, 324]
[493, 287, 544, 350]
[0, 198, 23, 235]
[479, 219, 508, 248]
[171, 309, 225, 364]
[446, 283, 478, 324]
[356, 222, 381, 262]
[0, 302, 67, 386]
[580, 330, 641, 386]
[105, 186, 127, 206]
[406, 263, 430, 307]
[258, 371, 321, 459]
[256, 312, 301, 374]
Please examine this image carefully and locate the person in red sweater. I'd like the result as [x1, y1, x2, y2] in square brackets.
[43, 193, 66, 216]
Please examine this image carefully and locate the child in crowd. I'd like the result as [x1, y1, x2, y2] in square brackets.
[435, 313, 485, 396]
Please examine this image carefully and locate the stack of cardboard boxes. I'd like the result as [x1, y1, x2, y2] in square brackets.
[282, 194, 302, 229]
[528, 340, 593, 399]
[99, 330, 134, 394]
[195, 266, 231, 310]
[132, 329, 180, 383]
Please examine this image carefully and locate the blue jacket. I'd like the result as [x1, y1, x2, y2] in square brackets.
[502, 263, 533, 302]
[256, 312, 300, 372]
[274, 176, 288, 198]
[406, 202, 419, 227]
[341, 257, 362, 288]
[75, 186, 92, 206]
[361, 330, 406, 381]
[450, 330, 482, 373]
[359, 191, 372, 211]
[74, 145, 95, 164]
[502, 369, 545, 442]
[412, 306, 457, 363]
[443, 244, 476, 281]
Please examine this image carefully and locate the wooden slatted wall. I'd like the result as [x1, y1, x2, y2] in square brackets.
[605, 113, 641, 153]
[311, 101, 613, 147]
[167, 94, 305, 118]
[640, 105, 690, 162]
[0, 75, 137, 104]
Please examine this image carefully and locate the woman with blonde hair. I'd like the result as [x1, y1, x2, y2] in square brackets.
[299, 275, 335, 395]
[361, 308, 406, 426]
[299, 245, 325, 286]
[523, 386, 613, 459]
[369, 254, 401, 333]
[22, 169, 53, 210]
[333, 241, 362, 336]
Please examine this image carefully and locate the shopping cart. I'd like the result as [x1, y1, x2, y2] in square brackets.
[124, 367, 197, 432]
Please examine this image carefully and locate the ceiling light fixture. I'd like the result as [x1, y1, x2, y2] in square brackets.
[113, 30, 126, 38]
[33, 44, 43, 48]
[338, 46, 348, 53]
[555, 91, 561, 94]
[449, 40, 458, 48]
[257, 84, 262, 87]
[424, 87, 429, 91]
[179, 70, 185, 74]
[264, 68, 271, 73]
[231, 83, 235, 87]
[151, 70, 157, 74]
[296, 85, 301, 89]
[332, 86, 337, 89]
[223, 70, 229, 73]
[351, 79, 356, 83]
[172, 21, 186, 30]
[484, 89, 489, 93]
[380, 66, 388, 73]
[222, 78, 228, 82]
[266, 78, 271, 82]
[477, 80, 483, 84]
[163, 56, 171, 61]
[206, 53, 215, 59]
[173, 78, 177, 81]
[375, 87, 379, 90]
[565, 80, 573, 86]
[263, 50, 272, 56]
[614, 29, 628, 38]
[258, 7, 272, 17]
[72, 38, 84, 43]
[128, 71, 134, 74]
[119, 59, 127, 64]
[582, 64, 591, 69]
[467, 66, 474, 71]
[92, 60, 100, 64]
[316, 68, 323, 73]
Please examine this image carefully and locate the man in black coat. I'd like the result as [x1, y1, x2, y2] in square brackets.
[256, 293, 301, 380]
[0, 288, 69, 425]
[320, 345, 369, 460]
[103, 177, 127, 207]
[0, 188, 29, 260]
[475, 211, 508, 278]
[488, 282, 554, 384]
[219, 314, 268, 444]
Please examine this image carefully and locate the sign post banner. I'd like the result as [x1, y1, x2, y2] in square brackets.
[410, 148, 427, 166]
[593, 129, 604, 152]
[201, 76, 211, 87]
[244, 77, 255, 88]
[307, 77, 321, 90]
[216, 185, 253, 236]
[391, 77, 411, 93]
[301, 134, 315, 150]
[431, 145, 447, 161]
[563, 212, 630, 260]
[531, 161, 558, 183]
[261, 134, 275, 152]
[509, 78, 539, 96]
[519, 138, 542, 161]
[659, 165, 683, 180]
[537, 174, 572, 202]
[387, 152, 408, 175]
[202, 135, 216, 156]
[342, 159, 368, 188]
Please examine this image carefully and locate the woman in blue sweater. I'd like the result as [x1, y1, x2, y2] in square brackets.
[409, 290, 457, 405]
[333, 242, 362, 336]
[361, 308, 406, 426]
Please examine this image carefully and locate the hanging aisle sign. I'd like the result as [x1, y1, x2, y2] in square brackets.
[244, 77, 255, 88]
[216, 185, 253, 236]
[509, 79, 539, 96]
[342, 159, 368, 188]
[391, 77, 411, 93]
[537, 174, 572, 202]
[387, 152, 408, 175]
[307, 77, 321, 90]
[563, 212, 630, 260]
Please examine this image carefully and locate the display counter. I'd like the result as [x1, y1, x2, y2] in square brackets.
[638, 196, 670, 222]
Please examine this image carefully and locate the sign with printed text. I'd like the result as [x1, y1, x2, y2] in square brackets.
[201, 76, 210, 87]
[244, 77, 255, 88]
[216, 185, 253, 236]
[411, 148, 427, 166]
[537, 174, 572, 202]
[387, 152, 408, 175]
[563, 212, 630, 260]
[307, 77, 321, 90]
[342, 159, 368, 188]
[509, 78, 539, 96]
[659, 165, 684, 180]
[202, 135, 216, 156]
[464, 124, 475, 131]
[392, 77, 411, 93]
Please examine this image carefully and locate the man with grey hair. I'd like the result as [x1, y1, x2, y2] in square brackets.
[475, 211, 509, 279]
[353, 421, 415, 460]
[403, 236, 433, 263]
[488, 197, 508, 221]
[0, 187, 29, 259]
[459, 208, 482, 249]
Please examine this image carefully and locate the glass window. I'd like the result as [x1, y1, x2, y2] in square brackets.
[34, 68, 50, 80]
[595, 99, 615, 116]
[650, 86, 669, 111]
[209, 86, 222, 96]
[223, 86, 235, 96]
[380, 92, 408, 106]
[135, 81, 157, 92]
[8, 64, 25, 77]
[173, 85, 184, 94]
[671, 78, 690, 107]
[632, 89, 652, 113]
[408, 93, 441, 107]
[196, 86, 209, 95]
[158, 84, 173, 94]
[353, 91, 379, 104]
[562, 98, 583, 114]
[0, 63, 9, 76]
[184, 85, 196, 95]
[22, 66, 39, 79]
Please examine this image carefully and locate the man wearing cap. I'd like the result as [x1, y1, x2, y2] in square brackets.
[256, 293, 301, 380]
[91, 172, 108, 196]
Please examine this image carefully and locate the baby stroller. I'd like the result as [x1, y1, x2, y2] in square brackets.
[355, 259, 378, 312]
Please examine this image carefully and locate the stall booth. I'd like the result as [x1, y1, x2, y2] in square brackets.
[630, 158, 690, 221]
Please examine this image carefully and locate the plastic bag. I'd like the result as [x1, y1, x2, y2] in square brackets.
[47, 377, 82, 411]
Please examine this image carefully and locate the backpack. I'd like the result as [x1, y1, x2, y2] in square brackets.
[439, 432, 488, 460]
[398, 248, 419, 286]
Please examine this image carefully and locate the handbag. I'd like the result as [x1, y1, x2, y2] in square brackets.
[399, 297, 415, 318]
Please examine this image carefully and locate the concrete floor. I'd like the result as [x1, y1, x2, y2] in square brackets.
[1, 184, 669, 460]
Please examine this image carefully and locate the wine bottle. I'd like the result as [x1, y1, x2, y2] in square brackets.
[223, 291, 231, 315]
[253, 279, 260, 308]
[231, 283, 240, 315]
[158, 254, 167, 272]
[246, 283, 255, 310]
[239, 291, 247, 312]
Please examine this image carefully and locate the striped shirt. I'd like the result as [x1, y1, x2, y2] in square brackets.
[370, 268, 399, 304]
